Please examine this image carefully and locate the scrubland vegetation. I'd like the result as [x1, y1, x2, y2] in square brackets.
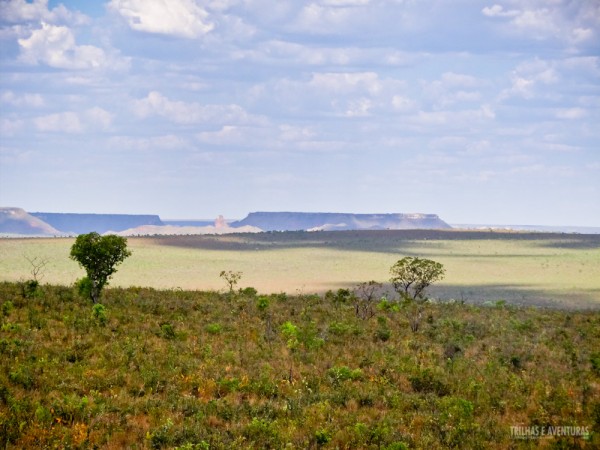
[1, 280, 599, 448]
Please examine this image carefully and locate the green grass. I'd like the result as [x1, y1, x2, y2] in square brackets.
[0, 282, 599, 448]
[1, 230, 599, 309]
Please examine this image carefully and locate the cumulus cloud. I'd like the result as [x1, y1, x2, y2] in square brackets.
[108, 0, 214, 38]
[482, 1, 598, 46]
[0, 0, 89, 25]
[33, 107, 113, 133]
[33, 111, 82, 133]
[499, 58, 559, 100]
[421, 72, 484, 109]
[132, 91, 263, 126]
[309, 72, 382, 95]
[18, 22, 109, 69]
[482, 4, 519, 18]
[109, 134, 191, 151]
[1, 90, 45, 107]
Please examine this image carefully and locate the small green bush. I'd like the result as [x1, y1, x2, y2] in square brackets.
[328, 366, 363, 384]
[91, 303, 107, 326]
[315, 428, 332, 445]
[205, 323, 223, 334]
[256, 296, 270, 311]
[591, 354, 600, 376]
[21, 280, 40, 299]
[1, 301, 14, 317]
[160, 322, 176, 339]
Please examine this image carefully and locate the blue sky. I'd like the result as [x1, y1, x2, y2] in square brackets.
[1, 0, 599, 225]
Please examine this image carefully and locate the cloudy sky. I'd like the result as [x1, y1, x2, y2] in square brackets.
[0, 0, 599, 225]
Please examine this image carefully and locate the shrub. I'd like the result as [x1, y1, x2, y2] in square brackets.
[375, 316, 391, 342]
[591, 353, 600, 376]
[160, 322, 176, 339]
[91, 303, 107, 326]
[315, 428, 332, 446]
[256, 296, 270, 311]
[205, 323, 223, 334]
[280, 321, 299, 349]
[241, 286, 258, 297]
[21, 280, 40, 299]
[409, 369, 450, 396]
[243, 417, 280, 447]
[327, 366, 363, 384]
[1, 301, 14, 317]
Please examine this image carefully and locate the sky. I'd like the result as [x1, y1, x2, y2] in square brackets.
[0, 0, 599, 225]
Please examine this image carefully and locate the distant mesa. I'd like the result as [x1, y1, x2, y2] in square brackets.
[231, 211, 452, 231]
[30, 212, 163, 234]
[0, 207, 61, 236]
[112, 220, 262, 236]
[0, 208, 451, 236]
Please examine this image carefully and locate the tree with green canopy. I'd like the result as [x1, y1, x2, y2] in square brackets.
[389, 256, 445, 302]
[70, 232, 131, 303]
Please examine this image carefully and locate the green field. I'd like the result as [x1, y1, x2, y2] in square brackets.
[1, 230, 599, 309]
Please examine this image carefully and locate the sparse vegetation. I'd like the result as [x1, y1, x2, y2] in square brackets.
[0, 280, 598, 448]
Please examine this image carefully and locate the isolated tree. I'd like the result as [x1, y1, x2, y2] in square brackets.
[21, 255, 49, 298]
[70, 232, 131, 303]
[389, 256, 445, 302]
[220, 270, 242, 294]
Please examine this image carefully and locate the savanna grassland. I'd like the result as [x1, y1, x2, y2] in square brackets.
[1, 230, 600, 449]
[0, 282, 599, 449]
[1, 230, 600, 309]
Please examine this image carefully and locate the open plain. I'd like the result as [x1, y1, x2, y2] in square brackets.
[1, 229, 599, 309]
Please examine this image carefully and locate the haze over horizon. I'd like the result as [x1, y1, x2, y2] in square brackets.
[1, 1, 599, 227]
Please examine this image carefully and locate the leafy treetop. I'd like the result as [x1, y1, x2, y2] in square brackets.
[70, 232, 131, 303]
[389, 256, 445, 302]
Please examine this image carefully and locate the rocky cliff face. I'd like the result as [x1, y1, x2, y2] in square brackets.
[231, 212, 451, 231]
[30, 212, 164, 234]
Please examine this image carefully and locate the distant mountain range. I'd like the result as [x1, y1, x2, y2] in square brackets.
[0, 208, 453, 236]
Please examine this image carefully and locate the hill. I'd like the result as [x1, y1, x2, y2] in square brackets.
[231, 212, 451, 231]
[30, 212, 164, 234]
[0, 207, 61, 236]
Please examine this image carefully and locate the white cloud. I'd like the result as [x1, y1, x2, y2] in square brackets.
[482, 2, 598, 46]
[321, 0, 371, 6]
[420, 72, 484, 110]
[391, 95, 416, 113]
[0, 0, 89, 25]
[290, 2, 372, 34]
[132, 91, 263, 126]
[18, 22, 109, 69]
[85, 107, 113, 131]
[1, 90, 45, 107]
[0, 118, 25, 136]
[109, 135, 191, 151]
[554, 108, 587, 120]
[309, 72, 382, 95]
[34, 111, 82, 133]
[33, 107, 113, 133]
[482, 4, 519, 18]
[108, 0, 214, 38]
[499, 58, 559, 100]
